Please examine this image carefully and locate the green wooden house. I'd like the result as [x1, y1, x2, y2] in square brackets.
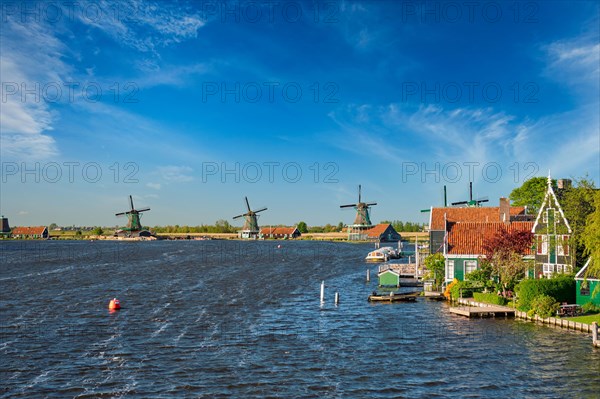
[531, 175, 573, 278]
[575, 259, 600, 306]
[378, 268, 400, 287]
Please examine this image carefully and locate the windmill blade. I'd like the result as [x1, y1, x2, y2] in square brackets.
[245, 197, 251, 212]
[129, 195, 135, 211]
[340, 204, 357, 208]
[115, 212, 127, 216]
[233, 214, 245, 219]
[254, 207, 268, 213]
[451, 201, 468, 206]
[137, 207, 151, 212]
[358, 184, 362, 203]
[476, 196, 489, 202]
[365, 202, 377, 206]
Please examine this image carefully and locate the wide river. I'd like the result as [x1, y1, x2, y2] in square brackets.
[1, 241, 598, 398]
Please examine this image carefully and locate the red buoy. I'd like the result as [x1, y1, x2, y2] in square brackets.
[108, 298, 121, 310]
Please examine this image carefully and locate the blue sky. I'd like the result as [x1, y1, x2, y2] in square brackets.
[1, 0, 599, 227]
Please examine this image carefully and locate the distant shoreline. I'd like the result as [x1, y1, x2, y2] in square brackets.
[10, 231, 429, 243]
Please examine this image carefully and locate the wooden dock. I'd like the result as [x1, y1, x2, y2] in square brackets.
[378, 263, 426, 278]
[450, 305, 515, 318]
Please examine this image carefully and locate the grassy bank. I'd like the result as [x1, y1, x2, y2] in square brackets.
[566, 313, 600, 325]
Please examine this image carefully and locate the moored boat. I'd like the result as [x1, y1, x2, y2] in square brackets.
[368, 291, 419, 302]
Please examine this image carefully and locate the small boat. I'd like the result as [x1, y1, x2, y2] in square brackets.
[365, 247, 398, 262]
[368, 291, 419, 302]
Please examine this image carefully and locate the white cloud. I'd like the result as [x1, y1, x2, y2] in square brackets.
[157, 165, 194, 182]
[542, 28, 600, 99]
[77, 0, 205, 54]
[0, 19, 66, 160]
[146, 182, 161, 190]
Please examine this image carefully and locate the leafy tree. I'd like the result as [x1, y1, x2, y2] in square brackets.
[49, 223, 58, 230]
[583, 190, 600, 282]
[297, 221, 308, 233]
[560, 177, 597, 269]
[483, 227, 534, 293]
[91, 226, 104, 235]
[509, 177, 556, 214]
[491, 250, 530, 293]
[337, 222, 344, 231]
[423, 253, 445, 290]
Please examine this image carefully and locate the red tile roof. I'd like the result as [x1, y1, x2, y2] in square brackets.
[446, 221, 534, 255]
[364, 223, 393, 238]
[430, 206, 527, 231]
[11, 226, 47, 236]
[260, 227, 299, 236]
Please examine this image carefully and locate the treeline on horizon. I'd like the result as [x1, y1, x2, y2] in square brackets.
[147, 219, 425, 234]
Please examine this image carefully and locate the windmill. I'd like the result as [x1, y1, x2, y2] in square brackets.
[451, 182, 489, 207]
[340, 185, 377, 227]
[115, 195, 150, 234]
[233, 197, 267, 239]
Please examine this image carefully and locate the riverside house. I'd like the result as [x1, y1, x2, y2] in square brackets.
[10, 226, 49, 239]
[428, 198, 534, 283]
[531, 176, 573, 278]
[575, 259, 600, 306]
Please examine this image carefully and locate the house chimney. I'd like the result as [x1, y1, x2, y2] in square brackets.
[499, 197, 510, 224]
[557, 179, 572, 190]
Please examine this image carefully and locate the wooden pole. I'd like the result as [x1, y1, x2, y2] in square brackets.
[334, 292, 339, 305]
[320, 281, 325, 303]
[593, 322, 598, 347]
[366, 269, 370, 282]
[415, 234, 419, 278]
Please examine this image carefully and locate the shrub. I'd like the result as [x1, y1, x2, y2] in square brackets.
[444, 279, 458, 300]
[529, 294, 560, 319]
[581, 302, 600, 314]
[473, 292, 507, 306]
[515, 275, 575, 311]
[450, 280, 484, 300]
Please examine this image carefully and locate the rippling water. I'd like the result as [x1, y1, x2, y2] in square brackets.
[1, 240, 599, 398]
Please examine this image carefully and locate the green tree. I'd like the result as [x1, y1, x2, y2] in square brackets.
[583, 190, 600, 281]
[423, 253, 445, 290]
[49, 223, 58, 230]
[337, 222, 344, 231]
[560, 177, 597, 269]
[297, 221, 308, 233]
[491, 250, 530, 293]
[483, 228, 534, 293]
[510, 176, 556, 214]
[91, 226, 104, 235]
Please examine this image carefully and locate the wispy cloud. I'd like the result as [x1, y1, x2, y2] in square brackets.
[77, 0, 205, 55]
[0, 19, 67, 160]
[157, 166, 194, 182]
[328, 103, 526, 166]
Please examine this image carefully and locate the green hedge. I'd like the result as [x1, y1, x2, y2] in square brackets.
[516, 275, 575, 311]
[450, 281, 484, 300]
[473, 292, 507, 306]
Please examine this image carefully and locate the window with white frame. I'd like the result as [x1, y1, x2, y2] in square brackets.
[543, 263, 553, 274]
[447, 260, 454, 280]
[541, 236, 548, 255]
[465, 260, 477, 276]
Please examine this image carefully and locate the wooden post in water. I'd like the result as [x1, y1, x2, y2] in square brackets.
[366, 269, 370, 282]
[334, 292, 339, 305]
[593, 322, 599, 347]
[415, 234, 419, 278]
[320, 281, 325, 303]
